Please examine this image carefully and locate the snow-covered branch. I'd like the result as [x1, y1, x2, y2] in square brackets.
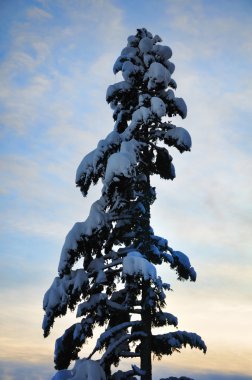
[100, 331, 147, 365]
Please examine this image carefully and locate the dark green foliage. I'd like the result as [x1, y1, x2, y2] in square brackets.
[155, 147, 174, 180]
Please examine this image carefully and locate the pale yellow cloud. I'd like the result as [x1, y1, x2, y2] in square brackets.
[1, 1, 251, 378]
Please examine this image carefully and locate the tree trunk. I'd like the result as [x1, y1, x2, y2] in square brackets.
[141, 279, 152, 380]
[140, 162, 152, 380]
[133, 130, 153, 380]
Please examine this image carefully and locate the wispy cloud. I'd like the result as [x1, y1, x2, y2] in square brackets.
[0, 0, 252, 377]
[27, 6, 53, 20]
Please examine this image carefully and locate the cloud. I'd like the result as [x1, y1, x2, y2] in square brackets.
[27, 6, 53, 20]
[165, 0, 252, 62]
[0, 359, 251, 380]
[146, 5, 252, 264]
[0, 0, 126, 135]
[0, 361, 52, 380]
[0, 0, 128, 239]
[1, 1, 252, 377]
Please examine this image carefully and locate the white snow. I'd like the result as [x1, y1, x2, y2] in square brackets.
[153, 34, 162, 43]
[87, 257, 104, 273]
[122, 61, 141, 84]
[123, 251, 157, 281]
[104, 139, 140, 187]
[52, 369, 72, 380]
[121, 120, 138, 140]
[150, 244, 160, 257]
[73, 323, 83, 340]
[165, 89, 175, 101]
[43, 270, 88, 312]
[106, 299, 127, 311]
[164, 127, 192, 152]
[166, 60, 175, 74]
[73, 269, 89, 292]
[122, 100, 163, 140]
[100, 331, 146, 365]
[127, 35, 139, 47]
[156, 311, 178, 327]
[139, 37, 153, 53]
[77, 293, 107, 318]
[83, 196, 107, 232]
[132, 106, 153, 124]
[172, 250, 196, 281]
[120, 139, 139, 159]
[169, 78, 177, 89]
[58, 197, 108, 274]
[104, 152, 134, 184]
[76, 131, 121, 183]
[84, 198, 107, 234]
[132, 364, 145, 376]
[150, 96, 166, 118]
[95, 321, 140, 351]
[105, 131, 122, 146]
[154, 331, 207, 353]
[143, 53, 154, 67]
[152, 44, 172, 60]
[138, 93, 151, 106]
[42, 269, 88, 334]
[95, 270, 107, 284]
[121, 46, 139, 58]
[43, 277, 66, 311]
[174, 97, 187, 119]
[106, 81, 132, 102]
[113, 56, 123, 74]
[71, 359, 106, 380]
[146, 62, 171, 90]
[76, 150, 95, 183]
[58, 223, 83, 272]
[51, 359, 106, 380]
[172, 251, 191, 270]
[94, 131, 121, 167]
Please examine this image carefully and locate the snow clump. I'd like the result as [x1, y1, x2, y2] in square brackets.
[123, 251, 157, 280]
[51, 359, 106, 380]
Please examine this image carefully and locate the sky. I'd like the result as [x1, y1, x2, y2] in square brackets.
[0, 0, 252, 379]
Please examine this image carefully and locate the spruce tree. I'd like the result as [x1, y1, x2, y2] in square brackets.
[43, 28, 206, 380]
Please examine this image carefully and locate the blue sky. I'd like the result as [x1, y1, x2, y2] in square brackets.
[0, 1, 252, 379]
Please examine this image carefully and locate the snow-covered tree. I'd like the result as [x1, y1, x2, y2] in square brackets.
[43, 28, 206, 380]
